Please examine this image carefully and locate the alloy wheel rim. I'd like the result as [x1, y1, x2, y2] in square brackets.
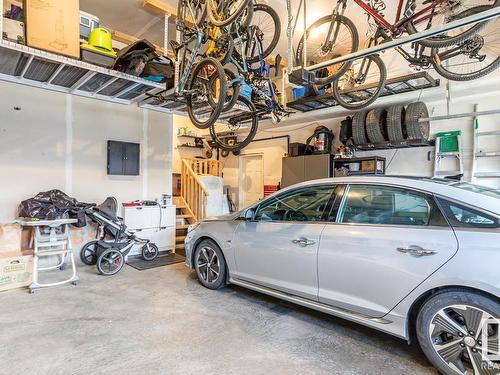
[429, 304, 499, 374]
[196, 246, 220, 284]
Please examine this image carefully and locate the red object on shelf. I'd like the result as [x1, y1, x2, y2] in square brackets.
[122, 202, 142, 207]
[264, 185, 279, 197]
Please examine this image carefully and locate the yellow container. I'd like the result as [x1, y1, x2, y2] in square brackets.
[81, 27, 116, 58]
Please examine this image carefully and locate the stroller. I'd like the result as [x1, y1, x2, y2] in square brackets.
[80, 197, 159, 276]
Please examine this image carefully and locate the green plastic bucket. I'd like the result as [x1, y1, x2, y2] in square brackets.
[436, 130, 461, 153]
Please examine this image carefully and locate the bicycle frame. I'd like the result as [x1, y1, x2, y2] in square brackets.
[176, 30, 205, 94]
[351, 0, 450, 33]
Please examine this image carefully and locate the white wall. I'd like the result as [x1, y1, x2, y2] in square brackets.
[0, 80, 173, 223]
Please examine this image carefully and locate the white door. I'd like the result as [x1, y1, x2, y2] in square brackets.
[233, 184, 336, 300]
[240, 154, 264, 209]
[318, 184, 458, 318]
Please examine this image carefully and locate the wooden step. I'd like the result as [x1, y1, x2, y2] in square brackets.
[176, 214, 192, 219]
[175, 243, 185, 250]
[176, 235, 186, 243]
[176, 224, 190, 230]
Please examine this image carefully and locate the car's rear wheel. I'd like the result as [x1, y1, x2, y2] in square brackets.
[194, 239, 226, 289]
[416, 290, 500, 375]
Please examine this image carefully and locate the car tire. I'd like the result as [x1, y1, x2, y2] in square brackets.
[352, 110, 368, 145]
[194, 239, 226, 290]
[386, 104, 407, 141]
[366, 108, 388, 143]
[416, 289, 500, 375]
[405, 101, 430, 140]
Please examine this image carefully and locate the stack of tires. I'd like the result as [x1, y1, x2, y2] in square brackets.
[351, 101, 430, 145]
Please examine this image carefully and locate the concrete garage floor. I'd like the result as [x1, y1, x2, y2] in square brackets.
[0, 263, 437, 375]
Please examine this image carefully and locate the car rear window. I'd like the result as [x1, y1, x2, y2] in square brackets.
[436, 198, 500, 229]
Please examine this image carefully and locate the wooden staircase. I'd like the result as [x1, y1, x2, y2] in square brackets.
[173, 196, 195, 255]
[174, 158, 222, 254]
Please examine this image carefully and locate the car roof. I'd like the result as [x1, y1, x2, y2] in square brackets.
[279, 176, 500, 216]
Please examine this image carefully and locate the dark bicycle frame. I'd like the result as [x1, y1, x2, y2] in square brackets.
[316, 0, 451, 89]
[353, 0, 449, 33]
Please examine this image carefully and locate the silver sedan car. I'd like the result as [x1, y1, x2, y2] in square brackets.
[184, 176, 500, 375]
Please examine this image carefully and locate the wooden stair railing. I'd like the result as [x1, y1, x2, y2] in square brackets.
[183, 158, 222, 177]
[181, 159, 210, 222]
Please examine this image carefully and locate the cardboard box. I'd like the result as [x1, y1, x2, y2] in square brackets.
[2, 17, 25, 44]
[0, 223, 22, 254]
[361, 160, 375, 172]
[0, 250, 33, 292]
[24, 0, 80, 58]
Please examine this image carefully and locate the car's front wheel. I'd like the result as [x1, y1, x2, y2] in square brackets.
[416, 289, 500, 375]
[194, 239, 226, 290]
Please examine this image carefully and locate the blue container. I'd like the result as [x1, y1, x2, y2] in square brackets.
[240, 83, 252, 101]
[292, 86, 325, 100]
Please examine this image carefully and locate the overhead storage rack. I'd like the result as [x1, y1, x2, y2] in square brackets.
[0, 41, 165, 105]
[287, 72, 439, 112]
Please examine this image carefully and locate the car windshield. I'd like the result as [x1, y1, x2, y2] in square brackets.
[424, 178, 500, 198]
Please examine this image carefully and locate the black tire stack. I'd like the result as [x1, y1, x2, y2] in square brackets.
[349, 102, 430, 145]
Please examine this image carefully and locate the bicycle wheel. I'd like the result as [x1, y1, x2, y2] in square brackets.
[177, 0, 207, 32]
[406, 0, 500, 48]
[431, 5, 500, 81]
[208, 68, 241, 112]
[209, 96, 258, 152]
[296, 15, 359, 86]
[245, 3, 281, 64]
[186, 57, 227, 129]
[332, 54, 386, 111]
[207, 0, 251, 27]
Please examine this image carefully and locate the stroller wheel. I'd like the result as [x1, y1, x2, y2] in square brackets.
[142, 243, 159, 261]
[97, 248, 124, 276]
[80, 240, 99, 265]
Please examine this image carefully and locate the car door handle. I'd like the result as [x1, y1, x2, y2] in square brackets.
[397, 245, 437, 257]
[292, 237, 316, 247]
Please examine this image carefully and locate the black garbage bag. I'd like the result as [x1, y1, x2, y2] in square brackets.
[18, 190, 91, 227]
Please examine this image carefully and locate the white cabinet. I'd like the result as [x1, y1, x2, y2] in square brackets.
[122, 205, 176, 254]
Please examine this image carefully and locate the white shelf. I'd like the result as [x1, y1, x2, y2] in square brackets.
[0, 40, 165, 105]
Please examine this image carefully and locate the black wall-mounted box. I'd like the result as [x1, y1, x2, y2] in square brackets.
[107, 140, 140, 176]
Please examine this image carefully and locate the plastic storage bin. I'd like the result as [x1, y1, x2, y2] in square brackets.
[436, 130, 461, 153]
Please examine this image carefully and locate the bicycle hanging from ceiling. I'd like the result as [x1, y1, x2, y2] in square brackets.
[286, 0, 500, 110]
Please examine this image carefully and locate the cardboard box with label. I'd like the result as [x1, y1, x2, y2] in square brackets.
[24, 0, 80, 58]
[0, 250, 33, 292]
[0, 224, 33, 292]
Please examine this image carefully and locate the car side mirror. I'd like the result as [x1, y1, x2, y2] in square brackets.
[244, 209, 255, 221]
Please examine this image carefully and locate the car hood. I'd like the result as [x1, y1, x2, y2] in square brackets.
[201, 211, 241, 222]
